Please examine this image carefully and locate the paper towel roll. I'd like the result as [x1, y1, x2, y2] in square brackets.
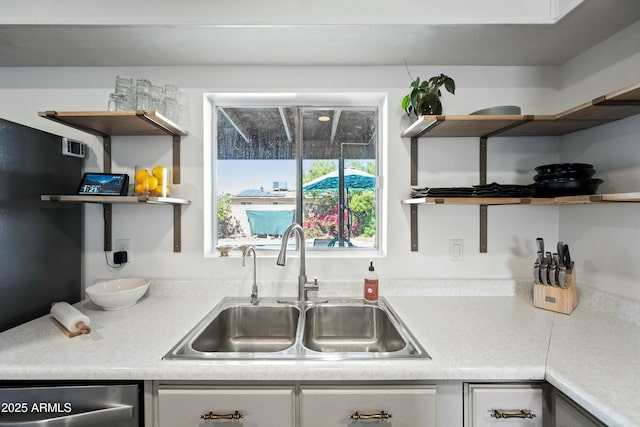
[50, 302, 91, 334]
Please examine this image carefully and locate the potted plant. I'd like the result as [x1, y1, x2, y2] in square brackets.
[402, 73, 456, 119]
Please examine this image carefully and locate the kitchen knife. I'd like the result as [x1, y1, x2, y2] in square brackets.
[552, 253, 560, 286]
[545, 251, 552, 283]
[563, 244, 572, 269]
[536, 238, 544, 256]
[557, 242, 565, 267]
[540, 261, 548, 286]
[533, 259, 540, 284]
[536, 251, 544, 283]
[549, 257, 557, 286]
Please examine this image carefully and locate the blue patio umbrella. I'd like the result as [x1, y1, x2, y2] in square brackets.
[303, 168, 376, 246]
[303, 168, 376, 191]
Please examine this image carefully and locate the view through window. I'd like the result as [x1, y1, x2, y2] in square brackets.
[215, 103, 379, 251]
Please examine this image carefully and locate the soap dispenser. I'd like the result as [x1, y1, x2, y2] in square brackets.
[364, 260, 379, 303]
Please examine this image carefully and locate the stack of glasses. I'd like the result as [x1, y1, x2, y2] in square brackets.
[107, 76, 181, 123]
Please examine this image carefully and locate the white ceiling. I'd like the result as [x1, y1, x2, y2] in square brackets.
[0, 1, 639, 67]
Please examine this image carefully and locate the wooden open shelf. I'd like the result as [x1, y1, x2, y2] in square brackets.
[402, 192, 640, 206]
[39, 110, 190, 252]
[402, 83, 640, 252]
[402, 82, 640, 139]
[38, 110, 187, 137]
[41, 195, 190, 205]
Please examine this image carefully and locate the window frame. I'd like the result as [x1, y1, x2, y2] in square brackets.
[204, 92, 387, 258]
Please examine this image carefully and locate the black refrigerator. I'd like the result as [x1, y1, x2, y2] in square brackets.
[0, 117, 82, 332]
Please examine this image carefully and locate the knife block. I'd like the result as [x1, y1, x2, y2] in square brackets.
[533, 263, 577, 315]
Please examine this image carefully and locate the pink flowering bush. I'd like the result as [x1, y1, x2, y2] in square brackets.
[303, 192, 371, 240]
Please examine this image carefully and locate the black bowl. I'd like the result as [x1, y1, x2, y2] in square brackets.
[533, 178, 603, 197]
[534, 163, 594, 175]
[533, 167, 596, 182]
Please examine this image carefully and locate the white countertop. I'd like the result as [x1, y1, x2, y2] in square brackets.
[0, 279, 638, 426]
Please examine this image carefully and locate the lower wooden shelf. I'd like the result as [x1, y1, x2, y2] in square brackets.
[41, 194, 190, 252]
[41, 194, 190, 205]
[401, 192, 640, 206]
[402, 192, 640, 252]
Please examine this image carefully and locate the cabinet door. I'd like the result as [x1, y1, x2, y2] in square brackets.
[300, 386, 436, 427]
[467, 384, 544, 427]
[157, 386, 294, 427]
[554, 391, 606, 427]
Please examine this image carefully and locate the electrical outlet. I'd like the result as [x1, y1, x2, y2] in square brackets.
[115, 238, 132, 262]
[449, 239, 463, 262]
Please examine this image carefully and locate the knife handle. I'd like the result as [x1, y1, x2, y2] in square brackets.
[551, 253, 559, 286]
[563, 244, 572, 269]
[536, 237, 544, 255]
[557, 241, 565, 266]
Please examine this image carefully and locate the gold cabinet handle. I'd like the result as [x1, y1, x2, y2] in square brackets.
[349, 410, 392, 420]
[200, 410, 244, 420]
[490, 409, 536, 419]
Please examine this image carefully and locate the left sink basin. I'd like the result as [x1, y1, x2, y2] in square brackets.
[165, 298, 301, 359]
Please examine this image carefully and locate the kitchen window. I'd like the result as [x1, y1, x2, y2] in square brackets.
[204, 93, 386, 255]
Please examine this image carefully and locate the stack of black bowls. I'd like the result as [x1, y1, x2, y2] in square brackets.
[533, 163, 603, 197]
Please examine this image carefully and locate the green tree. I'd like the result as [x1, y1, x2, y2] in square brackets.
[303, 160, 337, 183]
[349, 190, 376, 237]
[346, 159, 376, 175]
[217, 193, 231, 223]
[217, 193, 243, 238]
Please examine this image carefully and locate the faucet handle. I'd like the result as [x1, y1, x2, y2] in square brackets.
[304, 277, 319, 299]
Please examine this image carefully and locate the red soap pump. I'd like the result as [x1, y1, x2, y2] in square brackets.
[364, 260, 379, 303]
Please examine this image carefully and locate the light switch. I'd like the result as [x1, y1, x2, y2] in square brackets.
[449, 239, 463, 262]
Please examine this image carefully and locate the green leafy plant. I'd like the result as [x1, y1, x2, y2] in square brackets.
[216, 193, 243, 238]
[401, 73, 456, 119]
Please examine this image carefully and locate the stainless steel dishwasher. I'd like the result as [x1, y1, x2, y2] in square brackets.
[0, 383, 141, 426]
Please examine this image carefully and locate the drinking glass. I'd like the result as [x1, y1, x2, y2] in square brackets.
[115, 76, 133, 95]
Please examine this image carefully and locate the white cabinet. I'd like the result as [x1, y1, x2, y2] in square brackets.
[157, 386, 295, 427]
[553, 390, 606, 427]
[300, 386, 437, 427]
[465, 383, 546, 427]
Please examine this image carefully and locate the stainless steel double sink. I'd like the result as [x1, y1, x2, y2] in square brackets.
[164, 297, 429, 360]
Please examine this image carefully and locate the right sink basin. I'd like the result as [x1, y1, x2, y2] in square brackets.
[302, 303, 407, 353]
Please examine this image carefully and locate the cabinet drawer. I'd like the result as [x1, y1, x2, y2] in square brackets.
[157, 386, 294, 427]
[300, 386, 436, 427]
[467, 384, 544, 427]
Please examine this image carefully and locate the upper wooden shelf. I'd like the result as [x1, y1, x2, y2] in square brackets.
[38, 110, 188, 137]
[402, 82, 640, 138]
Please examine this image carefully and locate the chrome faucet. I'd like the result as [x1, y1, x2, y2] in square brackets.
[276, 223, 318, 301]
[242, 245, 259, 305]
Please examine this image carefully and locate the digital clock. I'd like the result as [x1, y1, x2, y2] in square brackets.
[77, 173, 129, 196]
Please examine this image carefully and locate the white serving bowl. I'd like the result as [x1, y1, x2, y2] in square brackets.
[86, 278, 150, 311]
